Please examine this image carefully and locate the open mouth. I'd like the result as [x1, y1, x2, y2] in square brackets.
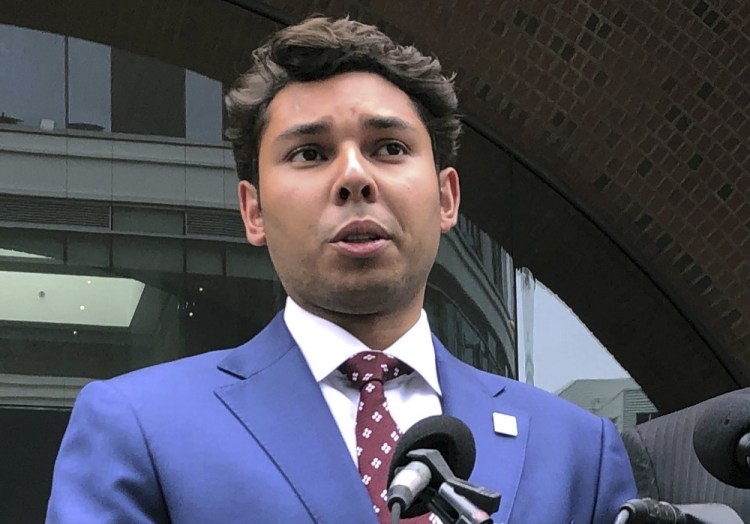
[331, 220, 391, 244]
[340, 233, 384, 243]
[331, 221, 391, 256]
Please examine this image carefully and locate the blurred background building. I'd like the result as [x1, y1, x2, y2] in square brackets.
[558, 378, 658, 432]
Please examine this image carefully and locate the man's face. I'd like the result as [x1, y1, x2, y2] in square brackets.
[238, 71, 460, 319]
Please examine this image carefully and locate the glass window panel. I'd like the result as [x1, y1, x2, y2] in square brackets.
[0, 232, 283, 382]
[110, 47, 185, 138]
[426, 232, 516, 378]
[67, 37, 111, 131]
[185, 70, 223, 144]
[0, 24, 65, 129]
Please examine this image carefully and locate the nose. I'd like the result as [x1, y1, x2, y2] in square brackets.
[332, 146, 378, 204]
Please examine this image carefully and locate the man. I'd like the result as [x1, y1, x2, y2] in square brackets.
[47, 16, 636, 524]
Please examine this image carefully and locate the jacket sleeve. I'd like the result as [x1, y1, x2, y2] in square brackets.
[592, 418, 638, 524]
[46, 380, 169, 524]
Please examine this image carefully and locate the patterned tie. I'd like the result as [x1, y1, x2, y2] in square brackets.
[340, 352, 434, 524]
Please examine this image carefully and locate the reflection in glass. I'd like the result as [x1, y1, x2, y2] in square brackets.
[0, 24, 65, 128]
[186, 70, 223, 144]
[0, 271, 144, 327]
[0, 23, 224, 144]
[428, 216, 517, 378]
[68, 37, 111, 131]
[111, 47, 186, 138]
[0, 230, 286, 380]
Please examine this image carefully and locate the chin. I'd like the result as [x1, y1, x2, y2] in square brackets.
[321, 278, 422, 315]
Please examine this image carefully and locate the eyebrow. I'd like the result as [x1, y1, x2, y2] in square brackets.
[362, 116, 416, 131]
[275, 121, 332, 142]
[273, 116, 417, 145]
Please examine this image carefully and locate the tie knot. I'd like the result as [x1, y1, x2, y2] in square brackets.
[340, 351, 412, 388]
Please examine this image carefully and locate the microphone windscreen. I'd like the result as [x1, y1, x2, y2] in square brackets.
[693, 388, 750, 488]
[386, 415, 476, 518]
[387, 414, 476, 486]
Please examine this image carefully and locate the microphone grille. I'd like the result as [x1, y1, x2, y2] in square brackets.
[386, 415, 477, 519]
[388, 414, 476, 483]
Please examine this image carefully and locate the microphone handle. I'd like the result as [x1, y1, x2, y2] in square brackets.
[618, 498, 688, 523]
[435, 483, 494, 524]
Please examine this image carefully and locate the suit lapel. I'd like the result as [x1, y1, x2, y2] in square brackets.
[211, 316, 528, 523]
[215, 314, 376, 524]
[435, 338, 529, 524]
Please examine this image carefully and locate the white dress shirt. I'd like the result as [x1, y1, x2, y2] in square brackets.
[284, 297, 443, 464]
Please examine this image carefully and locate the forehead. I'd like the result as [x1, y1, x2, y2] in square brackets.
[262, 71, 426, 137]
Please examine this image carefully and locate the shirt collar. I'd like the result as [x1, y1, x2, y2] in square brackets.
[283, 296, 442, 396]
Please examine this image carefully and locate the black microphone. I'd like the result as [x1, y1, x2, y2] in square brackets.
[386, 415, 476, 518]
[615, 498, 689, 523]
[692, 388, 750, 488]
[615, 498, 743, 524]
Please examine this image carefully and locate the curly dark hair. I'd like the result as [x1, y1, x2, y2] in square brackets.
[224, 16, 462, 185]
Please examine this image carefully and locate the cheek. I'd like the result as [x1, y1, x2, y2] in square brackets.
[265, 209, 317, 243]
[387, 183, 436, 226]
[264, 180, 321, 219]
[264, 200, 327, 257]
[399, 180, 442, 220]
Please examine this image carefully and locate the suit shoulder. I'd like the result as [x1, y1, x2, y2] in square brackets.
[79, 347, 237, 407]
[116, 348, 232, 382]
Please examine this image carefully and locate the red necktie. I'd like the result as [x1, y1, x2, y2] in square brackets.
[340, 352, 434, 524]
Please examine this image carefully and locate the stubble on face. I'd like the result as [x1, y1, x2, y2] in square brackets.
[276, 249, 437, 350]
[282, 246, 435, 317]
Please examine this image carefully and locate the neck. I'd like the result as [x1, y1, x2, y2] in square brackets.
[334, 309, 422, 350]
[298, 297, 424, 350]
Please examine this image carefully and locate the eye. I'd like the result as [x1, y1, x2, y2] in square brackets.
[374, 141, 408, 157]
[289, 147, 327, 163]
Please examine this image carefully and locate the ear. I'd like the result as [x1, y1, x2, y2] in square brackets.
[438, 167, 461, 233]
[238, 180, 266, 246]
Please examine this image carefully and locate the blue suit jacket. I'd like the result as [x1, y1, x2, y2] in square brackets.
[47, 313, 635, 523]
